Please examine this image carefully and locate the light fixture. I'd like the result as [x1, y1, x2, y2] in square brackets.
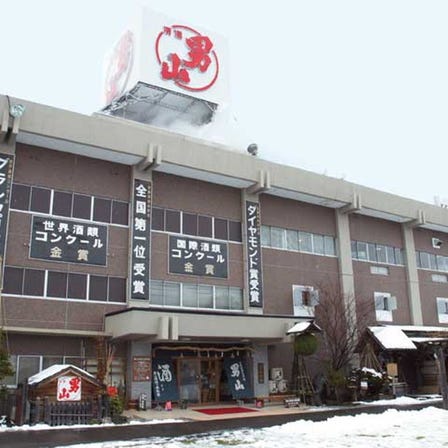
[9, 103, 25, 118]
[247, 143, 258, 156]
[432, 238, 443, 249]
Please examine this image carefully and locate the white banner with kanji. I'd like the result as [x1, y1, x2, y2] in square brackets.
[57, 376, 82, 401]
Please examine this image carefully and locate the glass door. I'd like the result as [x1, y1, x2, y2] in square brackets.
[178, 359, 201, 403]
[200, 360, 220, 403]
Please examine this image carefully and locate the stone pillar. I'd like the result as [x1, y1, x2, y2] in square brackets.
[335, 209, 357, 325]
[402, 224, 423, 325]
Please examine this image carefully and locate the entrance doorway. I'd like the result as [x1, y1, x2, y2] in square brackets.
[177, 358, 221, 404]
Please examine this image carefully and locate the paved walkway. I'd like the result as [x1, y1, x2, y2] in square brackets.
[123, 402, 321, 422]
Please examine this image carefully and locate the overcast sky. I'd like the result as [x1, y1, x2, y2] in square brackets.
[1, 0, 447, 205]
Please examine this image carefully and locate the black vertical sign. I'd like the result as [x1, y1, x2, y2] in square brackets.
[223, 357, 253, 399]
[0, 153, 14, 267]
[246, 201, 263, 308]
[152, 358, 179, 401]
[130, 179, 152, 300]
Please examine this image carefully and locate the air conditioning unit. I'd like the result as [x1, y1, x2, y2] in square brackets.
[270, 367, 284, 381]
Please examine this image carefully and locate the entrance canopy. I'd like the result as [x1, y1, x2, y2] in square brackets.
[105, 307, 299, 343]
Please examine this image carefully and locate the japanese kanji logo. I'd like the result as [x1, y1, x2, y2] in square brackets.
[155, 24, 219, 92]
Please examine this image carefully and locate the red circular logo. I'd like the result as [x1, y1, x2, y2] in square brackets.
[155, 25, 219, 92]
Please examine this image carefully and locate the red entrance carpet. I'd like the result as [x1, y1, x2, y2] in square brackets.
[193, 406, 257, 415]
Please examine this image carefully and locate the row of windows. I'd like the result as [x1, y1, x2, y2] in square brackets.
[351, 240, 404, 266]
[4, 355, 124, 387]
[261, 225, 336, 257]
[152, 207, 242, 242]
[150, 280, 243, 311]
[416, 251, 448, 273]
[3, 266, 126, 303]
[11, 183, 129, 226]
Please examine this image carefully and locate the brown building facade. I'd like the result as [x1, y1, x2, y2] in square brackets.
[1, 95, 448, 404]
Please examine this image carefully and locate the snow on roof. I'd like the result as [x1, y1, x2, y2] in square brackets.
[410, 337, 448, 344]
[395, 325, 448, 333]
[287, 321, 321, 335]
[28, 364, 95, 385]
[369, 326, 417, 350]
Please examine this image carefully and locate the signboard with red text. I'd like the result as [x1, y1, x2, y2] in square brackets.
[103, 8, 229, 107]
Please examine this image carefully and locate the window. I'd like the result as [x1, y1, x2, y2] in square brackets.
[111, 201, 129, 225]
[183, 213, 198, 236]
[165, 210, 181, 233]
[150, 280, 164, 305]
[228, 220, 242, 242]
[261, 226, 271, 247]
[11, 184, 30, 210]
[352, 240, 403, 266]
[214, 218, 228, 240]
[374, 292, 397, 322]
[432, 274, 448, 283]
[313, 234, 325, 255]
[229, 287, 243, 310]
[72, 194, 91, 220]
[30, 187, 51, 214]
[370, 266, 389, 276]
[286, 229, 299, 251]
[215, 286, 230, 310]
[68, 273, 87, 300]
[149, 281, 243, 311]
[89, 276, 108, 301]
[324, 236, 336, 256]
[182, 283, 198, 308]
[292, 285, 319, 317]
[3, 267, 24, 294]
[436, 298, 448, 323]
[164, 282, 181, 306]
[356, 242, 368, 260]
[17, 356, 40, 385]
[299, 232, 313, 253]
[271, 227, 284, 249]
[198, 284, 213, 308]
[47, 271, 68, 298]
[53, 191, 73, 217]
[23, 269, 45, 296]
[108, 277, 127, 303]
[93, 198, 112, 223]
[152, 207, 165, 231]
[417, 251, 448, 273]
[198, 215, 213, 238]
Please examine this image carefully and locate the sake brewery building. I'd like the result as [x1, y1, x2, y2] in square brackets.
[1, 10, 448, 405]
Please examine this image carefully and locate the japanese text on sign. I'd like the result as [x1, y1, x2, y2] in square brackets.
[169, 235, 228, 278]
[152, 359, 179, 401]
[223, 357, 252, 399]
[0, 153, 14, 261]
[156, 24, 219, 92]
[131, 180, 152, 300]
[246, 201, 263, 308]
[57, 376, 81, 401]
[30, 217, 107, 266]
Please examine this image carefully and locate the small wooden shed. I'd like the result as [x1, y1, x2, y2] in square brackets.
[25, 365, 106, 426]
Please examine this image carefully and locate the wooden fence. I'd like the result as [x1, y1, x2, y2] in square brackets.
[29, 396, 106, 426]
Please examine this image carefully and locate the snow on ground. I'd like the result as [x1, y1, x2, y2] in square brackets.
[57, 406, 448, 448]
[0, 419, 184, 432]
